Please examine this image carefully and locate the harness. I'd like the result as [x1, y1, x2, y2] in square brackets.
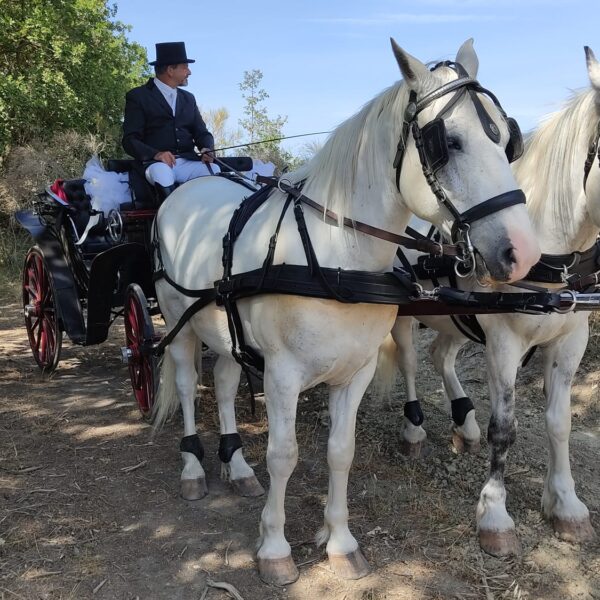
[150, 68, 577, 389]
[583, 119, 600, 190]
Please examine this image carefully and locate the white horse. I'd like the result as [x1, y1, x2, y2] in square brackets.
[382, 46, 600, 556]
[151, 39, 541, 585]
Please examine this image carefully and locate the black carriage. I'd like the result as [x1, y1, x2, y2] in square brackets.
[16, 156, 255, 417]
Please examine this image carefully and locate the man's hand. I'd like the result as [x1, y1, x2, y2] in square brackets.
[154, 151, 176, 167]
[199, 147, 214, 164]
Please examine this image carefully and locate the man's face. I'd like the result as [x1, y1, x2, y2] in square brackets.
[169, 63, 191, 87]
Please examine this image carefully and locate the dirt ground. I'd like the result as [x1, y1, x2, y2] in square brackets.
[1, 291, 599, 600]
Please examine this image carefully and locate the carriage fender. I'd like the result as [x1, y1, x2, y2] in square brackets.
[15, 209, 50, 240]
[17, 213, 88, 345]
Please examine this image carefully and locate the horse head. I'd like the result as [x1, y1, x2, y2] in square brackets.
[391, 38, 541, 284]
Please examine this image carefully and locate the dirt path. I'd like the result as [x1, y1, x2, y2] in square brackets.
[1, 299, 598, 599]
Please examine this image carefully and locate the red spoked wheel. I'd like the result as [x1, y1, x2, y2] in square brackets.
[22, 247, 63, 373]
[123, 283, 158, 418]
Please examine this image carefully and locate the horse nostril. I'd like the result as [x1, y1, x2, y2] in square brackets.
[503, 246, 516, 265]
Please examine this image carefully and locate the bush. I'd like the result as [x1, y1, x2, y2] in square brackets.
[0, 130, 114, 297]
[0, 130, 108, 219]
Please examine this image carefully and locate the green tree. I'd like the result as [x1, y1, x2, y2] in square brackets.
[0, 0, 148, 159]
[202, 107, 242, 154]
[238, 69, 296, 171]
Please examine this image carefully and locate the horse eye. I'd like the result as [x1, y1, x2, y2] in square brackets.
[447, 137, 462, 151]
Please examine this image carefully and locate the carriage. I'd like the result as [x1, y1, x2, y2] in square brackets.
[16, 156, 256, 417]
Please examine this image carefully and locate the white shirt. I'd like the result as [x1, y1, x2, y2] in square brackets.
[153, 77, 177, 115]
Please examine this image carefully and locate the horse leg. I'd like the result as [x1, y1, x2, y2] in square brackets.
[171, 331, 208, 500]
[391, 317, 427, 456]
[318, 357, 377, 579]
[214, 355, 264, 497]
[476, 334, 521, 556]
[541, 324, 595, 542]
[256, 368, 301, 586]
[430, 333, 481, 453]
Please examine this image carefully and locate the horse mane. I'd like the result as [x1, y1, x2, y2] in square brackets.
[514, 89, 600, 244]
[289, 80, 409, 223]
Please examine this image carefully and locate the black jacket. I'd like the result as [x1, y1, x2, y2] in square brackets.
[122, 78, 214, 163]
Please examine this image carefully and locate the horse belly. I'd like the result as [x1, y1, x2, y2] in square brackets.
[478, 311, 589, 349]
[241, 295, 398, 388]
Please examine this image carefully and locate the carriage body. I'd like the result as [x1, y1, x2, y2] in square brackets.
[17, 156, 260, 415]
[17, 161, 161, 415]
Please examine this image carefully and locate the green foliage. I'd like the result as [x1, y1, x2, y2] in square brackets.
[0, 0, 149, 160]
[202, 107, 242, 153]
[238, 69, 298, 171]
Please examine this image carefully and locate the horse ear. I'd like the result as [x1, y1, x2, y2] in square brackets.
[585, 46, 600, 92]
[456, 38, 479, 79]
[390, 38, 434, 95]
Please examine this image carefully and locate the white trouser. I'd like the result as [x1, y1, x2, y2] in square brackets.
[145, 157, 220, 187]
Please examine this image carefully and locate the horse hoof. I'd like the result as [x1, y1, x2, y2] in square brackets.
[553, 516, 596, 543]
[328, 548, 370, 580]
[452, 431, 480, 454]
[401, 439, 429, 459]
[258, 555, 299, 586]
[479, 528, 521, 557]
[231, 475, 265, 497]
[180, 477, 208, 501]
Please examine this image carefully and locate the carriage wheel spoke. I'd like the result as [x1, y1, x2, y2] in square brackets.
[23, 249, 62, 373]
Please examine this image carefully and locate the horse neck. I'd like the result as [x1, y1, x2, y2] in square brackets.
[518, 91, 600, 254]
[300, 163, 412, 272]
[295, 86, 412, 271]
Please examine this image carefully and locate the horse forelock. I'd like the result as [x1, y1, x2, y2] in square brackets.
[514, 89, 600, 244]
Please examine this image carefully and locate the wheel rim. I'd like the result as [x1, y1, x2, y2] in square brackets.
[124, 289, 154, 415]
[23, 249, 62, 372]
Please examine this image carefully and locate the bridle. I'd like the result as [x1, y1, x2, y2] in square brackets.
[583, 119, 600, 191]
[393, 61, 526, 273]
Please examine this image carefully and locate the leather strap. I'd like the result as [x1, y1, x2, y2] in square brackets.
[256, 175, 461, 257]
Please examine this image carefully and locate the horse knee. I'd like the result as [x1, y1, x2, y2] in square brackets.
[327, 439, 355, 470]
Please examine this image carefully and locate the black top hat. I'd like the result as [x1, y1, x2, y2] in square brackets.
[149, 42, 195, 66]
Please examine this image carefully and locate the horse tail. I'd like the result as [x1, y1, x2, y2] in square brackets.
[371, 333, 399, 400]
[152, 349, 179, 431]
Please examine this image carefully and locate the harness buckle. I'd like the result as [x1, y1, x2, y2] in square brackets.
[554, 289, 577, 314]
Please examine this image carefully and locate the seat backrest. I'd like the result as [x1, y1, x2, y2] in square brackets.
[105, 159, 135, 173]
[218, 156, 253, 172]
[63, 179, 90, 211]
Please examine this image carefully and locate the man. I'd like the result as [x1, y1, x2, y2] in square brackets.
[122, 41, 219, 202]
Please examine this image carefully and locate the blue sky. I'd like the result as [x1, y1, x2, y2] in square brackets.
[114, 0, 600, 153]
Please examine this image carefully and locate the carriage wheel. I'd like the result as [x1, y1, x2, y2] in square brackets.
[22, 247, 63, 373]
[123, 284, 157, 418]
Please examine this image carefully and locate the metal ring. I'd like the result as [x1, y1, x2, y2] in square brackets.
[554, 289, 577, 314]
[412, 282, 424, 298]
[277, 177, 292, 193]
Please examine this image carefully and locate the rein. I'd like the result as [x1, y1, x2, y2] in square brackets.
[255, 175, 463, 257]
[583, 119, 600, 190]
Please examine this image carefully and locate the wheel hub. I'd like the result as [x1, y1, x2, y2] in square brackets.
[24, 303, 41, 318]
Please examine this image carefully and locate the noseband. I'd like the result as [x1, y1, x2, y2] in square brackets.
[393, 62, 526, 271]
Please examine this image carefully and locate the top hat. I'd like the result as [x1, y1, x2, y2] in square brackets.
[149, 42, 195, 66]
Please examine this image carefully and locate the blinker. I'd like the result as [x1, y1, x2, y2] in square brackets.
[421, 118, 449, 173]
[505, 117, 524, 163]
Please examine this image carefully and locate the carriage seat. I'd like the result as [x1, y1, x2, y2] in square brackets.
[103, 156, 256, 210]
